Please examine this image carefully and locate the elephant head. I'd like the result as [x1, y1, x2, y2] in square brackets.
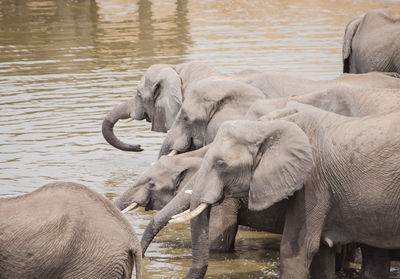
[158, 79, 266, 157]
[115, 146, 207, 213]
[102, 64, 183, 151]
[171, 118, 313, 221]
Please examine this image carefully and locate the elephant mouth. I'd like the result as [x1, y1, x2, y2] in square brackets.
[187, 137, 196, 152]
[144, 198, 153, 211]
[145, 113, 151, 122]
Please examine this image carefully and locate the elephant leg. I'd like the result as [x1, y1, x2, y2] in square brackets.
[208, 198, 240, 253]
[361, 245, 390, 279]
[280, 190, 328, 279]
[310, 243, 335, 279]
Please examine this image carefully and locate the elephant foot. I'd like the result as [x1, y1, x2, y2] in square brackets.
[184, 266, 208, 279]
[360, 245, 390, 279]
[310, 244, 335, 279]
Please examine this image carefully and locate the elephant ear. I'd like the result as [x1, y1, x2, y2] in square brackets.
[248, 120, 314, 211]
[342, 14, 363, 72]
[152, 67, 183, 131]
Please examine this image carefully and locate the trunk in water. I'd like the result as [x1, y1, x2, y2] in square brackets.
[102, 98, 143, 152]
[140, 188, 190, 254]
[184, 205, 210, 279]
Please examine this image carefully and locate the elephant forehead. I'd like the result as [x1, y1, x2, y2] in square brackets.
[218, 120, 263, 143]
[209, 136, 253, 163]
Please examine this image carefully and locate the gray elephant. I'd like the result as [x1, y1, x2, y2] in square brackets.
[343, 9, 400, 74]
[0, 182, 142, 279]
[115, 145, 287, 255]
[159, 71, 400, 157]
[158, 78, 267, 157]
[173, 104, 400, 279]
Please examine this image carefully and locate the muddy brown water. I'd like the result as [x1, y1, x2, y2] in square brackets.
[1, 0, 400, 278]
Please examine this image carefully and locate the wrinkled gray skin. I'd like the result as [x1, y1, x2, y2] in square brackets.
[159, 71, 400, 157]
[152, 84, 400, 279]
[115, 147, 206, 212]
[158, 79, 267, 157]
[0, 182, 142, 279]
[102, 62, 260, 152]
[245, 84, 400, 120]
[186, 106, 400, 279]
[343, 9, 400, 74]
[115, 146, 287, 255]
[244, 71, 400, 97]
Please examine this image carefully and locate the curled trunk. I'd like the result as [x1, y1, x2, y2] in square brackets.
[102, 98, 143, 152]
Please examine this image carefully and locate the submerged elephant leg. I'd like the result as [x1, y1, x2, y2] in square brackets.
[280, 190, 329, 279]
[310, 243, 336, 279]
[360, 245, 390, 279]
[208, 198, 240, 252]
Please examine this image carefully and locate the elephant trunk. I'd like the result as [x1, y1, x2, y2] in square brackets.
[115, 185, 149, 212]
[102, 98, 143, 152]
[140, 180, 193, 255]
[158, 132, 175, 158]
[185, 203, 211, 279]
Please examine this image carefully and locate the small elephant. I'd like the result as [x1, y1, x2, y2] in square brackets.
[0, 182, 142, 279]
[343, 9, 400, 74]
[174, 105, 400, 279]
[160, 71, 400, 157]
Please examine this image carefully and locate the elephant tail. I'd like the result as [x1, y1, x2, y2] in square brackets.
[102, 99, 143, 152]
[124, 243, 143, 279]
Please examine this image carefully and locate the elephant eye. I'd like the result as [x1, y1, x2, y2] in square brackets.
[215, 159, 228, 169]
[181, 112, 189, 122]
[148, 180, 156, 188]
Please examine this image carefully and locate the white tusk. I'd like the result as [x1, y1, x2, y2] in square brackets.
[168, 150, 178, 156]
[184, 190, 193, 195]
[119, 117, 134, 123]
[121, 202, 138, 214]
[171, 209, 190, 219]
[169, 203, 209, 223]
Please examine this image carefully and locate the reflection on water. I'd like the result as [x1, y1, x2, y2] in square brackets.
[1, 0, 400, 278]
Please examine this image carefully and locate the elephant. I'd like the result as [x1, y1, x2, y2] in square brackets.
[159, 71, 400, 157]
[343, 9, 400, 74]
[158, 78, 267, 157]
[172, 104, 400, 279]
[116, 145, 287, 255]
[0, 182, 142, 279]
[102, 62, 261, 152]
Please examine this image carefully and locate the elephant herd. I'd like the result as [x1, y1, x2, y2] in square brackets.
[1, 8, 400, 279]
